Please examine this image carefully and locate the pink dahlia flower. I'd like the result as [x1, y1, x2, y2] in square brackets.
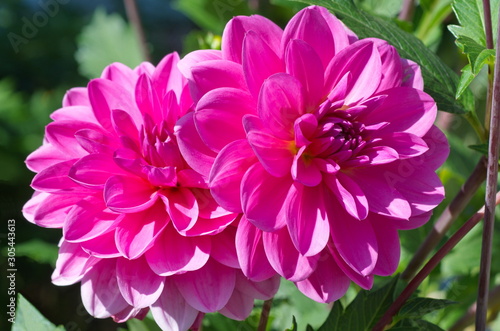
[23, 53, 279, 330]
[177, 6, 449, 303]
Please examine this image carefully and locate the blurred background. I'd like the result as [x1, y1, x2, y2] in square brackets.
[0, 0, 497, 330]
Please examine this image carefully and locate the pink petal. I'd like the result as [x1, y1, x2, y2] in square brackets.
[291, 147, 323, 187]
[88, 78, 139, 132]
[152, 52, 185, 99]
[329, 243, 374, 289]
[51, 105, 96, 124]
[192, 188, 232, 219]
[80, 230, 121, 258]
[31, 159, 82, 193]
[388, 211, 432, 230]
[262, 227, 318, 282]
[104, 175, 158, 213]
[26, 143, 72, 173]
[162, 187, 199, 234]
[195, 87, 255, 152]
[189, 60, 247, 102]
[318, 6, 351, 53]
[222, 15, 282, 64]
[63, 196, 119, 242]
[174, 259, 236, 313]
[247, 130, 294, 177]
[115, 201, 169, 259]
[236, 216, 277, 281]
[282, 6, 335, 69]
[177, 49, 222, 81]
[183, 214, 236, 237]
[81, 259, 130, 318]
[258, 73, 304, 140]
[242, 30, 283, 98]
[372, 132, 428, 159]
[285, 183, 330, 256]
[394, 167, 445, 215]
[51, 241, 98, 286]
[219, 289, 254, 321]
[209, 139, 257, 213]
[401, 59, 424, 90]
[46, 120, 97, 158]
[145, 225, 211, 276]
[69, 154, 127, 189]
[285, 39, 324, 109]
[175, 112, 217, 178]
[324, 40, 382, 105]
[116, 257, 165, 308]
[235, 273, 280, 300]
[241, 163, 293, 232]
[151, 278, 199, 331]
[135, 74, 163, 126]
[324, 172, 368, 220]
[295, 250, 350, 303]
[74, 128, 119, 155]
[352, 168, 412, 219]
[111, 108, 140, 142]
[62, 88, 91, 107]
[360, 87, 437, 137]
[370, 215, 400, 276]
[328, 201, 378, 276]
[25, 192, 83, 228]
[209, 226, 239, 268]
[421, 125, 450, 170]
[112, 306, 149, 323]
[101, 62, 138, 90]
[368, 39, 403, 93]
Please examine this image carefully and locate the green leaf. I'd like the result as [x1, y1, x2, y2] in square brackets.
[286, 316, 298, 331]
[398, 298, 456, 319]
[338, 277, 399, 331]
[75, 8, 144, 79]
[469, 142, 488, 155]
[390, 319, 444, 331]
[13, 239, 58, 267]
[355, 0, 404, 18]
[414, 0, 453, 49]
[174, 0, 251, 34]
[317, 301, 343, 331]
[127, 316, 163, 331]
[456, 64, 475, 98]
[290, 0, 474, 114]
[448, 0, 499, 47]
[13, 294, 65, 331]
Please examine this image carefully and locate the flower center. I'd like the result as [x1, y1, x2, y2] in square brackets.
[308, 113, 365, 163]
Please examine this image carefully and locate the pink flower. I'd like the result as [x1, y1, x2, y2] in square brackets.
[23, 53, 279, 330]
[177, 6, 449, 303]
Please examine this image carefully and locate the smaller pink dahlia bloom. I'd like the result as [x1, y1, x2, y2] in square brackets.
[23, 53, 279, 330]
[177, 6, 449, 303]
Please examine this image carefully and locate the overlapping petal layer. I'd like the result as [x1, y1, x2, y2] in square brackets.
[24, 53, 279, 330]
[177, 5, 449, 303]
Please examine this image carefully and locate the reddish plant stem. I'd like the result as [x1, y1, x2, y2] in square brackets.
[483, 0, 494, 49]
[258, 298, 273, 331]
[124, 0, 151, 62]
[476, 5, 500, 329]
[401, 157, 487, 281]
[373, 192, 500, 331]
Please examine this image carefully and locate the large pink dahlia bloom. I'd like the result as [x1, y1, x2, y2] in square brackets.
[23, 53, 279, 330]
[177, 6, 449, 302]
